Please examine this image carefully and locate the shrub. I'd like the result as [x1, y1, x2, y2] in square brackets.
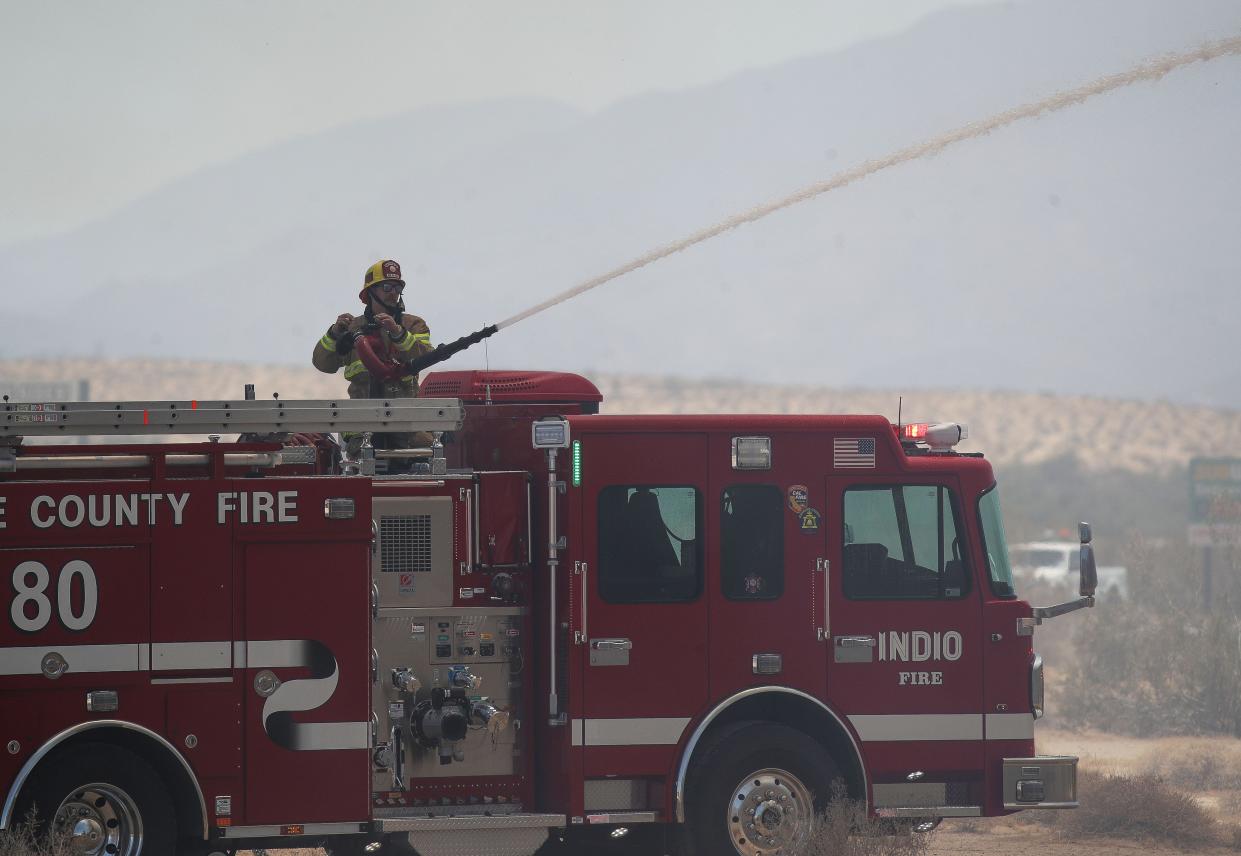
[0, 810, 72, 856]
[1057, 537, 1241, 737]
[1051, 770, 1216, 845]
[1140, 741, 1241, 790]
[808, 784, 935, 856]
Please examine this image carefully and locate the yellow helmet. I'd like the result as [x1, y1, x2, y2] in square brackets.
[359, 259, 404, 302]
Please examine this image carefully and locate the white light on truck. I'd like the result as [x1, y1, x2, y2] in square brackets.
[731, 436, 772, 470]
[902, 422, 969, 452]
[324, 498, 356, 519]
[532, 419, 570, 449]
[925, 423, 968, 451]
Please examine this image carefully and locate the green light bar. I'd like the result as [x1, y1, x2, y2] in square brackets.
[572, 440, 582, 487]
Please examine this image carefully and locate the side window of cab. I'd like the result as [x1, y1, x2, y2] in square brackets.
[597, 486, 701, 603]
[841, 484, 970, 600]
[720, 484, 785, 600]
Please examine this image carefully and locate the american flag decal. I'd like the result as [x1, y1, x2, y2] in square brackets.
[834, 437, 876, 468]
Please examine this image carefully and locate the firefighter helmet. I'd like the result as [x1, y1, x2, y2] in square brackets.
[359, 259, 405, 302]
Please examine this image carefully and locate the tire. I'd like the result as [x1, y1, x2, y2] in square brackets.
[18, 741, 177, 856]
[679, 721, 840, 856]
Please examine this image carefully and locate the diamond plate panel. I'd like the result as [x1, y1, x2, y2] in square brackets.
[584, 778, 648, 811]
[403, 828, 550, 856]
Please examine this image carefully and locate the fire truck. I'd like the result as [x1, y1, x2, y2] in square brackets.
[0, 369, 1095, 856]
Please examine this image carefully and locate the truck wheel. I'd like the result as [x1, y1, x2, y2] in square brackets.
[20, 742, 177, 855]
[680, 721, 839, 856]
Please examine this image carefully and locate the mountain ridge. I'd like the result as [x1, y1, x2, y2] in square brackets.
[2, 0, 1239, 409]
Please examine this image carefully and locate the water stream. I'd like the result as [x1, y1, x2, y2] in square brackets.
[496, 36, 1241, 332]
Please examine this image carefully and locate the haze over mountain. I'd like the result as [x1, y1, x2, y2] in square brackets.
[2, 0, 1238, 407]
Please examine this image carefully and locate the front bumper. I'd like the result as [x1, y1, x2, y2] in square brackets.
[1002, 756, 1078, 809]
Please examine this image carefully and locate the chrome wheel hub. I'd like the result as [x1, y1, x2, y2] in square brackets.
[56, 783, 143, 856]
[71, 817, 104, 849]
[727, 768, 814, 856]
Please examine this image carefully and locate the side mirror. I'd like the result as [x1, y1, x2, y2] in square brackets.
[1030, 522, 1100, 623]
[1078, 522, 1098, 598]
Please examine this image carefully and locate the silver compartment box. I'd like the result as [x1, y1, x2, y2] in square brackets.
[373, 496, 455, 608]
[1002, 755, 1078, 809]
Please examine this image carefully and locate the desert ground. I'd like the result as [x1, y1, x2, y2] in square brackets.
[931, 729, 1241, 856]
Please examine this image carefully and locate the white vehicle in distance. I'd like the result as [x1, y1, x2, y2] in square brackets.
[1010, 540, 1128, 598]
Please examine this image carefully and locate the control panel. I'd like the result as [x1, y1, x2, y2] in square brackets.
[368, 475, 533, 811]
[428, 614, 522, 663]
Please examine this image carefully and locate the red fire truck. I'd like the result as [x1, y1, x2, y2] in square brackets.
[0, 370, 1094, 856]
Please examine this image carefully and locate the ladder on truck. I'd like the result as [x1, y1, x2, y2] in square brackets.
[1, 397, 466, 474]
[1, 397, 465, 438]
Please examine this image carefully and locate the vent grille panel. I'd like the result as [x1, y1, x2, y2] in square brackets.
[380, 515, 432, 573]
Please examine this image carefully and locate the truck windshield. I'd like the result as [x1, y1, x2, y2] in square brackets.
[978, 485, 1016, 598]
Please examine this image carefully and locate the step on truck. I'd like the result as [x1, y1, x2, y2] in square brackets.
[0, 370, 1095, 855]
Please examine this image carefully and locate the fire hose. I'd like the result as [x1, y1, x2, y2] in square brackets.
[348, 324, 500, 379]
[352, 332, 406, 382]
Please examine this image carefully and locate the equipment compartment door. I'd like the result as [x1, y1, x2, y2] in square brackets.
[238, 478, 372, 824]
[578, 432, 708, 779]
[825, 477, 984, 790]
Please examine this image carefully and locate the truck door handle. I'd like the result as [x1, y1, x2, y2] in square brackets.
[573, 561, 588, 645]
[833, 634, 876, 664]
[590, 638, 633, 651]
[815, 557, 830, 642]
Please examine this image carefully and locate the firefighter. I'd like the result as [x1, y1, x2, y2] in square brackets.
[313, 259, 435, 454]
